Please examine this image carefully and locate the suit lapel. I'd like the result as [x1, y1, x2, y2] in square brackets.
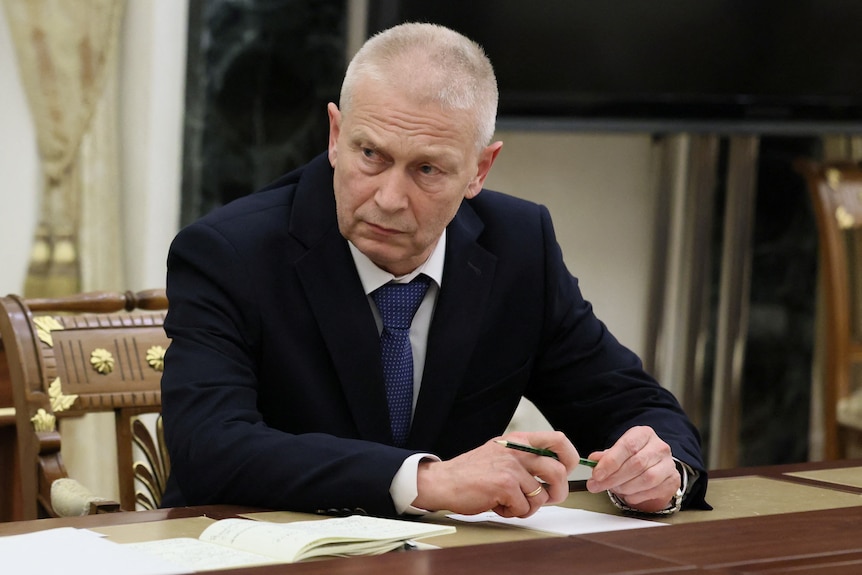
[409, 203, 496, 448]
[292, 155, 392, 443]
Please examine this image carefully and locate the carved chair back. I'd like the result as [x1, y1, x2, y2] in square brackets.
[0, 289, 170, 519]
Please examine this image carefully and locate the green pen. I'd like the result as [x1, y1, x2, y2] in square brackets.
[495, 439, 597, 467]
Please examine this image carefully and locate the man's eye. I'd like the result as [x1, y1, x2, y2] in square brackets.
[361, 148, 377, 159]
[418, 164, 440, 176]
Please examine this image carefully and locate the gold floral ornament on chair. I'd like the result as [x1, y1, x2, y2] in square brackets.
[31, 409, 56, 433]
[33, 315, 64, 347]
[48, 378, 78, 412]
[90, 348, 115, 374]
[146, 345, 166, 372]
[30, 378, 78, 433]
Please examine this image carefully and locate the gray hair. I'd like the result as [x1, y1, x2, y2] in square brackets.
[340, 22, 498, 149]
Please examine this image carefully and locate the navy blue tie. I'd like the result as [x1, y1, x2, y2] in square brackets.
[371, 275, 431, 447]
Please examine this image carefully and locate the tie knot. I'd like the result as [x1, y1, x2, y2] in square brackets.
[371, 275, 431, 330]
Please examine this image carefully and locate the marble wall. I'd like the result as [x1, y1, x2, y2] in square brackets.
[741, 137, 819, 465]
[181, 0, 347, 225]
[701, 137, 819, 465]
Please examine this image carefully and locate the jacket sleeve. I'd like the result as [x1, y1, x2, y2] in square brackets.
[524, 205, 709, 510]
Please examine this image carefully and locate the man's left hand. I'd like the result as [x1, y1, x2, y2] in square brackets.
[585, 426, 680, 513]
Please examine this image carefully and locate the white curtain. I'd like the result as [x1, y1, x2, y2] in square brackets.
[2, 0, 126, 296]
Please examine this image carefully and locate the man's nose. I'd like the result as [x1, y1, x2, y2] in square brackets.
[374, 168, 411, 211]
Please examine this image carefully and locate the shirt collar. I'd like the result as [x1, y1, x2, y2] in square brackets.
[349, 230, 446, 295]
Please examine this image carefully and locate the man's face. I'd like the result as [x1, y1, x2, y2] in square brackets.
[327, 80, 501, 276]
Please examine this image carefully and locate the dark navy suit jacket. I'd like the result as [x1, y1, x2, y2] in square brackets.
[160, 152, 708, 515]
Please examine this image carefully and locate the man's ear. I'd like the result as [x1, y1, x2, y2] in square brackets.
[466, 141, 503, 199]
[327, 102, 341, 167]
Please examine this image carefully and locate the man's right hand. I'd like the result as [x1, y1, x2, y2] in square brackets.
[412, 431, 579, 518]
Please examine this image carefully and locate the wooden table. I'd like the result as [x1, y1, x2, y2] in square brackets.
[2, 459, 861, 574]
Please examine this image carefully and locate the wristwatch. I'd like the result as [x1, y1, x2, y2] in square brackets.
[607, 457, 689, 516]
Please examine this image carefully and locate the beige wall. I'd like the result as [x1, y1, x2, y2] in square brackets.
[0, 6, 38, 296]
[119, 0, 188, 290]
[487, 130, 656, 356]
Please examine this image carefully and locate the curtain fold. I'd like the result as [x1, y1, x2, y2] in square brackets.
[3, 0, 126, 295]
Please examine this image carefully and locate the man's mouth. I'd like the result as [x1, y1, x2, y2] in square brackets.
[366, 221, 401, 235]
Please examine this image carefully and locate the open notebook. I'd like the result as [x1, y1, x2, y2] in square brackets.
[126, 516, 455, 570]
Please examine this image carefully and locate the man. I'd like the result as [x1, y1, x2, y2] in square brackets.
[161, 22, 708, 519]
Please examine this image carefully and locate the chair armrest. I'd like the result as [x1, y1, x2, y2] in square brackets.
[50, 478, 121, 517]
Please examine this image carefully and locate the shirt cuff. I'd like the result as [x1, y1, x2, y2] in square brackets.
[390, 452, 441, 515]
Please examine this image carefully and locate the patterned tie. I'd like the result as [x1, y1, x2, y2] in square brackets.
[371, 275, 431, 447]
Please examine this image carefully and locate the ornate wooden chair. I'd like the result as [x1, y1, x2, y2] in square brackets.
[0, 346, 17, 521]
[0, 289, 170, 519]
[796, 160, 862, 459]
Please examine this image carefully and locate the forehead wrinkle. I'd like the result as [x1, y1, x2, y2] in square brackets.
[369, 104, 464, 139]
[347, 106, 468, 167]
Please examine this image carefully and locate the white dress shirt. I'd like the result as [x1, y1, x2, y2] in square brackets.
[348, 232, 446, 514]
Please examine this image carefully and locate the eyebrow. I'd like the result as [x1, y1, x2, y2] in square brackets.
[348, 129, 372, 147]
[354, 132, 461, 168]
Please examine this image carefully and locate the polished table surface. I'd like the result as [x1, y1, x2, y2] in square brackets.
[2, 459, 862, 574]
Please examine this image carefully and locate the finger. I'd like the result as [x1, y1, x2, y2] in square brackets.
[611, 460, 680, 503]
[520, 484, 550, 518]
[610, 472, 680, 513]
[587, 428, 669, 491]
[592, 428, 652, 480]
[490, 469, 546, 518]
[588, 452, 663, 494]
[509, 456, 569, 504]
[495, 434, 575, 503]
[523, 484, 545, 499]
[495, 481, 549, 519]
[535, 469, 568, 503]
[492, 491, 532, 518]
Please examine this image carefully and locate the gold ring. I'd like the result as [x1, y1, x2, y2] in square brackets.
[525, 485, 544, 498]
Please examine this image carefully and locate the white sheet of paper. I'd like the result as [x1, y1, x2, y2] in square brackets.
[448, 505, 668, 535]
[0, 527, 191, 575]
